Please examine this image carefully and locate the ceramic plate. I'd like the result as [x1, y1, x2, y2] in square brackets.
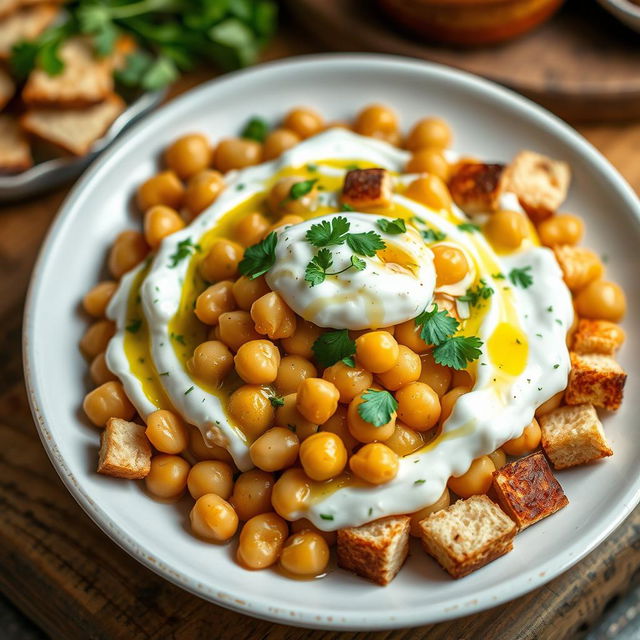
[23, 55, 640, 630]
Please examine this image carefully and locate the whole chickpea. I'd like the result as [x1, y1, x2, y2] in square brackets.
[199, 239, 243, 283]
[262, 128, 301, 160]
[237, 512, 289, 569]
[80, 320, 115, 359]
[280, 320, 323, 359]
[355, 331, 400, 373]
[502, 419, 541, 456]
[230, 469, 275, 521]
[404, 175, 452, 210]
[439, 386, 469, 425]
[89, 352, 117, 386]
[145, 409, 188, 454]
[144, 205, 185, 249]
[485, 210, 529, 250]
[190, 493, 238, 542]
[283, 107, 324, 139]
[384, 422, 424, 456]
[187, 340, 234, 386]
[164, 133, 211, 179]
[214, 138, 262, 173]
[537, 214, 584, 247]
[234, 212, 270, 247]
[232, 275, 271, 311]
[448, 456, 495, 498]
[349, 442, 399, 484]
[194, 281, 236, 325]
[377, 345, 421, 391]
[354, 104, 398, 138]
[217, 310, 262, 351]
[406, 117, 452, 151]
[267, 176, 318, 216]
[432, 244, 470, 286]
[82, 281, 117, 317]
[250, 427, 300, 472]
[405, 148, 450, 180]
[146, 454, 190, 499]
[187, 460, 234, 500]
[279, 530, 330, 577]
[395, 382, 441, 431]
[275, 394, 318, 441]
[251, 291, 297, 339]
[183, 170, 225, 220]
[418, 351, 452, 396]
[299, 431, 347, 481]
[83, 381, 135, 426]
[136, 170, 184, 212]
[234, 339, 281, 385]
[108, 231, 149, 279]
[395, 319, 430, 354]
[322, 360, 372, 403]
[275, 355, 317, 395]
[574, 279, 626, 322]
[271, 467, 313, 519]
[227, 385, 275, 440]
[296, 378, 340, 424]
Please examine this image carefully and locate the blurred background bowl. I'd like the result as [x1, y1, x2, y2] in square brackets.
[596, 0, 640, 33]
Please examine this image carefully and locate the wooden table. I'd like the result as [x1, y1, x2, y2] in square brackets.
[1, 29, 640, 640]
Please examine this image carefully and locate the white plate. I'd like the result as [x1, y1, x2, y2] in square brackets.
[23, 55, 640, 631]
[596, 0, 640, 33]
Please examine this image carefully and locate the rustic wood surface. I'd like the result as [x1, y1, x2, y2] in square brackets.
[1, 26, 640, 640]
[285, 0, 640, 122]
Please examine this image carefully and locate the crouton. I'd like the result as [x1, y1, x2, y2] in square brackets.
[420, 495, 516, 579]
[98, 418, 151, 479]
[539, 404, 612, 469]
[448, 162, 506, 214]
[337, 515, 410, 585]
[0, 66, 14, 109]
[342, 168, 392, 209]
[0, 114, 32, 173]
[507, 150, 570, 222]
[491, 452, 568, 530]
[552, 245, 604, 291]
[0, 4, 58, 58]
[0, 0, 63, 19]
[572, 319, 625, 356]
[565, 351, 626, 410]
[21, 94, 126, 155]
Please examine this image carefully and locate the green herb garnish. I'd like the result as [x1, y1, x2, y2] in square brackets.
[241, 116, 269, 142]
[346, 231, 385, 257]
[377, 217, 406, 234]
[421, 228, 447, 243]
[458, 279, 494, 307]
[358, 389, 398, 427]
[433, 336, 483, 370]
[305, 251, 365, 286]
[508, 266, 534, 289]
[168, 237, 201, 268]
[170, 332, 185, 345]
[341, 203, 355, 212]
[288, 179, 317, 200]
[306, 216, 350, 247]
[238, 232, 277, 280]
[457, 222, 481, 233]
[312, 329, 356, 367]
[184, 386, 194, 395]
[269, 395, 285, 407]
[126, 318, 142, 333]
[341, 356, 355, 368]
[320, 514, 334, 521]
[414, 479, 426, 485]
[414, 304, 459, 346]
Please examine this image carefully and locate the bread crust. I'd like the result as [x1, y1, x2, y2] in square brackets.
[0, 114, 32, 173]
[552, 245, 603, 292]
[341, 168, 392, 208]
[448, 162, 506, 214]
[98, 418, 151, 480]
[565, 351, 626, 411]
[572, 319, 625, 356]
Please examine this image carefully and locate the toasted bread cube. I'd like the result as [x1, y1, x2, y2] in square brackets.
[98, 418, 151, 479]
[539, 404, 612, 469]
[420, 495, 516, 579]
[565, 352, 626, 410]
[0, 67, 14, 110]
[572, 319, 625, 356]
[552, 245, 604, 291]
[0, 4, 58, 58]
[507, 150, 570, 222]
[0, 114, 32, 173]
[337, 515, 410, 585]
[491, 452, 568, 530]
[342, 168, 392, 209]
[448, 162, 506, 214]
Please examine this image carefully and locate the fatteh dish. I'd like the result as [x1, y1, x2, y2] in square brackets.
[79, 104, 627, 583]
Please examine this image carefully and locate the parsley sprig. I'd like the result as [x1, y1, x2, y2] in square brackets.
[241, 116, 269, 142]
[312, 329, 356, 367]
[415, 305, 459, 346]
[304, 250, 365, 286]
[508, 266, 534, 289]
[306, 216, 350, 247]
[358, 389, 398, 427]
[377, 217, 406, 234]
[459, 279, 494, 307]
[238, 232, 277, 280]
[168, 238, 201, 268]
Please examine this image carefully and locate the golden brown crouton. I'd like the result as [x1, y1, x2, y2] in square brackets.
[448, 162, 506, 214]
[491, 452, 568, 530]
[0, 4, 58, 58]
[0, 67, 14, 109]
[507, 150, 570, 222]
[565, 351, 626, 411]
[21, 94, 125, 155]
[342, 168, 392, 209]
[572, 319, 625, 356]
[337, 515, 410, 585]
[539, 404, 612, 469]
[552, 245, 604, 292]
[98, 418, 151, 479]
[0, 114, 32, 173]
[420, 495, 516, 579]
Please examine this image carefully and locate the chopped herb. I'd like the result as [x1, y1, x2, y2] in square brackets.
[547, 306, 553, 312]
[553, 363, 560, 369]
[433, 336, 484, 370]
[377, 217, 406, 234]
[492, 272, 506, 280]
[536, 333, 543, 338]
[345, 163, 360, 171]
[457, 222, 481, 233]
[241, 116, 268, 142]
[159, 371, 170, 376]
[515, 339, 521, 345]
[351, 255, 366, 271]
[458, 279, 494, 307]
[184, 386, 194, 395]
[341, 203, 355, 212]
[368, 507, 373, 516]
[421, 228, 447, 243]
[412, 215, 426, 225]
[306, 163, 318, 172]
[320, 514, 334, 521]
[555, 319, 563, 325]
[346, 231, 385, 257]
[312, 329, 356, 367]
[126, 318, 142, 333]
[170, 332, 185, 345]
[414, 479, 426, 485]
[341, 356, 355, 368]
[306, 216, 350, 247]
[414, 304, 459, 346]
[168, 238, 201, 268]
[138, 357, 145, 363]
[508, 266, 534, 289]
[288, 179, 317, 200]
[236, 183, 245, 191]
[238, 232, 278, 280]
[358, 389, 398, 427]
[269, 395, 285, 407]
[538, 387, 543, 391]
[304, 248, 333, 287]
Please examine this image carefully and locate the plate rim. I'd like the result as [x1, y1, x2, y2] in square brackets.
[22, 52, 640, 631]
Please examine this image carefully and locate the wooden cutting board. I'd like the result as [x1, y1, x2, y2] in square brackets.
[285, 0, 640, 122]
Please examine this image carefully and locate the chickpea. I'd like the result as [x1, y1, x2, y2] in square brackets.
[271, 467, 313, 519]
[275, 394, 318, 441]
[108, 231, 149, 279]
[199, 239, 243, 283]
[418, 351, 452, 396]
[251, 291, 296, 339]
[237, 512, 289, 569]
[217, 310, 262, 351]
[228, 385, 275, 440]
[291, 518, 337, 546]
[83, 380, 135, 426]
[451, 369, 473, 389]
[385, 422, 424, 456]
[439, 386, 469, 425]
[394, 381, 441, 431]
[182, 170, 225, 220]
[267, 176, 318, 215]
[280, 530, 329, 577]
[164, 133, 211, 179]
[405, 148, 450, 180]
[488, 448, 507, 470]
[404, 175, 452, 210]
[280, 320, 322, 359]
[299, 432, 347, 481]
[409, 488, 450, 537]
[190, 493, 238, 542]
[377, 345, 421, 391]
[575, 279, 626, 322]
[350, 326, 395, 340]
[268, 214, 305, 234]
[83, 281, 117, 317]
[347, 391, 396, 443]
[188, 425, 233, 463]
[322, 360, 372, 403]
[194, 281, 236, 325]
[485, 210, 529, 250]
[349, 442, 399, 485]
[232, 275, 270, 311]
[535, 390, 564, 418]
[233, 339, 280, 385]
[187, 460, 234, 500]
[214, 137, 262, 173]
[250, 427, 300, 471]
[145, 409, 188, 454]
[136, 170, 184, 212]
[89, 352, 117, 386]
[320, 406, 358, 453]
[283, 107, 324, 139]
[503, 419, 542, 456]
[296, 378, 340, 424]
[187, 340, 233, 386]
[355, 331, 400, 374]
[80, 320, 115, 359]
[432, 245, 469, 286]
[263, 128, 301, 160]
[395, 319, 430, 354]
[230, 469, 274, 521]
[354, 104, 398, 137]
[275, 355, 317, 395]
[146, 454, 190, 499]
[538, 214, 584, 247]
[234, 212, 270, 247]
[448, 456, 495, 498]
[406, 117, 452, 151]
[143, 205, 185, 250]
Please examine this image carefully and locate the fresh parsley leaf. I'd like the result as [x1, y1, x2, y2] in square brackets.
[126, 318, 142, 333]
[305, 216, 350, 247]
[433, 336, 483, 370]
[269, 395, 285, 407]
[351, 255, 366, 271]
[241, 116, 269, 142]
[414, 305, 459, 346]
[457, 222, 481, 233]
[421, 228, 447, 243]
[458, 279, 494, 306]
[304, 248, 333, 287]
[289, 179, 317, 200]
[320, 514, 334, 521]
[508, 266, 534, 289]
[341, 203, 355, 212]
[357, 389, 398, 427]
[168, 238, 201, 268]
[377, 218, 406, 234]
[312, 329, 356, 367]
[238, 232, 277, 280]
[346, 231, 385, 257]
[341, 356, 355, 367]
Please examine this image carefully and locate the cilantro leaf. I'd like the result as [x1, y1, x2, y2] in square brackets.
[305, 216, 350, 247]
[168, 238, 201, 268]
[421, 228, 447, 243]
[433, 336, 483, 370]
[346, 231, 386, 257]
[357, 389, 398, 427]
[238, 232, 277, 280]
[304, 248, 332, 287]
[458, 279, 494, 306]
[351, 255, 366, 271]
[289, 179, 317, 200]
[269, 395, 285, 407]
[341, 356, 355, 367]
[508, 266, 534, 289]
[341, 203, 355, 212]
[457, 222, 481, 233]
[312, 329, 356, 367]
[414, 305, 459, 346]
[377, 218, 406, 234]
[241, 116, 269, 142]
